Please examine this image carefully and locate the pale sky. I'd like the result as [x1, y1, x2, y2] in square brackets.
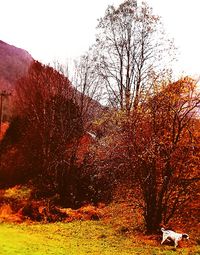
[1, 0, 200, 78]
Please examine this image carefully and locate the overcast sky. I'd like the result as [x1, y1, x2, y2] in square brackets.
[1, 0, 199, 78]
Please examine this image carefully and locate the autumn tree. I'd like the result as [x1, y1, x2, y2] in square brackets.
[123, 77, 200, 233]
[12, 61, 83, 206]
[93, 0, 175, 112]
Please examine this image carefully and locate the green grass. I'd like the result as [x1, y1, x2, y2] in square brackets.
[0, 221, 199, 255]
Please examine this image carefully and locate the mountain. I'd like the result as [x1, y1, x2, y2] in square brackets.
[0, 40, 104, 125]
[0, 40, 33, 90]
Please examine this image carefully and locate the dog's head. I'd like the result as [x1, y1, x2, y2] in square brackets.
[182, 234, 189, 240]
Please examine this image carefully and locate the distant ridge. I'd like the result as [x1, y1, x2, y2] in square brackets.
[0, 40, 33, 90]
[0, 40, 104, 123]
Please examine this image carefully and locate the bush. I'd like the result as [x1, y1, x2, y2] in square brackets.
[21, 200, 68, 222]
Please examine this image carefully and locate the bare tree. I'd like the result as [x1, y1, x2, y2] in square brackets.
[72, 54, 107, 130]
[94, 0, 175, 112]
[53, 57, 104, 129]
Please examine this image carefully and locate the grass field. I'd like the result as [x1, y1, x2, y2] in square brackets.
[0, 221, 199, 255]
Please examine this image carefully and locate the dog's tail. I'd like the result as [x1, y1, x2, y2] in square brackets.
[161, 227, 165, 232]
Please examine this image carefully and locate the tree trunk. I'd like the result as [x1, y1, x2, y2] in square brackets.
[145, 205, 163, 234]
[144, 163, 162, 234]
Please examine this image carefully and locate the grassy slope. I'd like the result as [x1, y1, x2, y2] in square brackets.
[0, 221, 199, 255]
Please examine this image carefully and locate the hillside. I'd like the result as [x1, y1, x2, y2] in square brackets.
[0, 40, 104, 123]
[0, 40, 33, 90]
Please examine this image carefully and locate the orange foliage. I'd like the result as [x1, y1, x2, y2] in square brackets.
[0, 204, 22, 223]
[60, 204, 101, 222]
[0, 122, 9, 140]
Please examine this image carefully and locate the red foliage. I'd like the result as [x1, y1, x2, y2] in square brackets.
[76, 132, 95, 166]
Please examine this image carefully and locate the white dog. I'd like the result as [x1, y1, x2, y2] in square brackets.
[161, 228, 189, 248]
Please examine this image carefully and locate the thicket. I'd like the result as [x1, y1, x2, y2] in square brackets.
[0, 61, 112, 209]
